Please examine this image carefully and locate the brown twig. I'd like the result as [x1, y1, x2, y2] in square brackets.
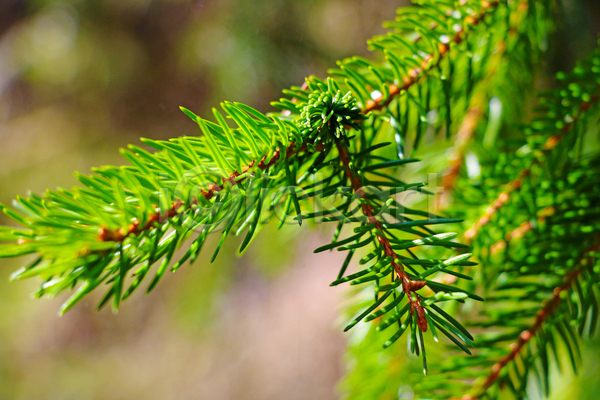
[463, 93, 600, 244]
[461, 237, 600, 400]
[99, 142, 316, 242]
[489, 206, 554, 255]
[543, 94, 600, 150]
[438, 103, 485, 209]
[364, 0, 500, 114]
[439, 0, 530, 208]
[336, 141, 428, 331]
[463, 169, 530, 244]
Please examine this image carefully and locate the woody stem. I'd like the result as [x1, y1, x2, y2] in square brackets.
[335, 140, 428, 332]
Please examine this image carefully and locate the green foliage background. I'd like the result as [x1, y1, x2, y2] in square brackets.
[0, 0, 600, 399]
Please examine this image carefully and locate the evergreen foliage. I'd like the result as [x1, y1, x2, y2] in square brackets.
[1, 0, 599, 398]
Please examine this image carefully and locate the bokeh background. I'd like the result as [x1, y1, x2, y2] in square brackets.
[0, 1, 599, 399]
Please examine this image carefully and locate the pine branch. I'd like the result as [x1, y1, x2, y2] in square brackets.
[439, 0, 532, 208]
[407, 44, 600, 399]
[6, 0, 596, 397]
[463, 169, 531, 243]
[439, 102, 485, 209]
[408, 155, 600, 398]
[463, 87, 600, 244]
[463, 238, 600, 400]
[0, 0, 518, 321]
[98, 140, 315, 242]
[489, 206, 554, 255]
[364, 0, 500, 113]
[336, 140, 429, 331]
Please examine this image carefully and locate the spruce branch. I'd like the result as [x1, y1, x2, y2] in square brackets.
[406, 43, 600, 399]
[408, 153, 600, 398]
[462, 238, 600, 400]
[489, 206, 554, 255]
[1, 0, 514, 326]
[5, 0, 597, 397]
[98, 140, 316, 243]
[463, 169, 531, 243]
[336, 140, 429, 331]
[440, 0, 545, 209]
[364, 0, 500, 114]
[439, 102, 485, 209]
[463, 87, 600, 244]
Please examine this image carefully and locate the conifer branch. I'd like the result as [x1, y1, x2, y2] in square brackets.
[440, 0, 531, 208]
[489, 206, 554, 255]
[407, 45, 600, 399]
[463, 169, 530, 243]
[462, 238, 600, 400]
[464, 89, 600, 244]
[336, 141, 429, 331]
[439, 102, 485, 209]
[542, 94, 600, 150]
[98, 141, 317, 242]
[6, 1, 600, 397]
[3, 1, 497, 332]
[365, 0, 500, 113]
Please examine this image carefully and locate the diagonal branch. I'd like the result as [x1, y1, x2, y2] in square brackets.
[463, 92, 600, 244]
[439, 0, 530, 209]
[365, 0, 500, 113]
[463, 169, 530, 243]
[99, 142, 316, 242]
[489, 206, 554, 255]
[462, 237, 600, 400]
[438, 102, 486, 209]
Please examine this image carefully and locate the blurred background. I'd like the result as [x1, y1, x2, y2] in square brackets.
[0, 0, 599, 399]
